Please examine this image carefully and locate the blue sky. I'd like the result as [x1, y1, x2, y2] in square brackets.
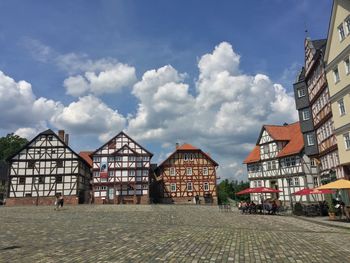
[0, 0, 332, 180]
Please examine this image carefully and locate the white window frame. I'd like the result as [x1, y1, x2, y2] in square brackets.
[203, 167, 208, 176]
[115, 156, 122, 162]
[257, 180, 262, 187]
[170, 183, 176, 192]
[313, 177, 319, 187]
[345, 57, 350, 75]
[294, 177, 300, 186]
[297, 88, 306, 98]
[338, 23, 346, 41]
[338, 98, 346, 116]
[307, 134, 315, 146]
[129, 170, 135, 177]
[187, 182, 193, 191]
[170, 167, 176, 176]
[186, 167, 192, 176]
[302, 108, 310, 121]
[184, 154, 189, 161]
[333, 67, 340, 83]
[346, 16, 350, 35]
[344, 133, 350, 150]
[203, 182, 209, 191]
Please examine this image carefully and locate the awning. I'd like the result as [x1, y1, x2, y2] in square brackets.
[236, 187, 281, 195]
[316, 179, 350, 190]
[292, 188, 334, 196]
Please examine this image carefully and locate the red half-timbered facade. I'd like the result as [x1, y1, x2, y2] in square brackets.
[91, 132, 153, 204]
[156, 143, 218, 205]
[6, 129, 92, 206]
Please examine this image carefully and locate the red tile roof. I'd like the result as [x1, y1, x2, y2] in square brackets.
[177, 143, 199, 150]
[243, 122, 304, 164]
[79, 151, 93, 167]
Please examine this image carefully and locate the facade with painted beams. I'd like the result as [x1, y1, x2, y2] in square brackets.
[243, 122, 318, 205]
[156, 143, 218, 205]
[324, 0, 350, 178]
[293, 38, 343, 184]
[91, 132, 152, 204]
[6, 130, 92, 206]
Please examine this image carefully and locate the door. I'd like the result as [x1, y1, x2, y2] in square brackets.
[108, 188, 114, 201]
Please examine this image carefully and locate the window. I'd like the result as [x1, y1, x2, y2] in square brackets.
[302, 109, 310, 121]
[307, 134, 315, 146]
[143, 156, 149, 161]
[56, 160, 63, 168]
[267, 161, 272, 170]
[108, 171, 114, 177]
[93, 171, 99, 177]
[257, 180, 262, 187]
[338, 24, 345, 41]
[170, 183, 176, 192]
[115, 156, 122, 162]
[25, 193, 32, 197]
[129, 170, 135, 177]
[297, 88, 306, 98]
[203, 167, 208, 176]
[291, 157, 296, 166]
[263, 144, 269, 154]
[333, 67, 340, 83]
[28, 161, 36, 169]
[344, 133, 350, 150]
[38, 177, 45, 184]
[345, 58, 350, 75]
[338, 98, 346, 116]
[93, 156, 100, 162]
[184, 154, 189, 161]
[19, 177, 25, 184]
[204, 182, 209, 191]
[310, 159, 316, 167]
[170, 167, 176, 176]
[189, 154, 194, 161]
[346, 16, 350, 35]
[48, 135, 53, 141]
[56, 175, 63, 183]
[129, 156, 136, 162]
[294, 177, 300, 186]
[187, 182, 193, 191]
[287, 178, 294, 186]
[108, 157, 114, 162]
[313, 177, 319, 187]
[186, 167, 192, 176]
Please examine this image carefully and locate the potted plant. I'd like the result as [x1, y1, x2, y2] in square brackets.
[326, 194, 336, 220]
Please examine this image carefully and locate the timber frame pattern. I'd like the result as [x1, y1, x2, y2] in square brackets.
[6, 129, 91, 206]
[156, 144, 218, 205]
[304, 38, 343, 181]
[91, 132, 152, 204]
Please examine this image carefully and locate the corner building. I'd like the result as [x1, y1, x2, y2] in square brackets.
[156, 143, 218, 205]
[244, 122, 318, 205]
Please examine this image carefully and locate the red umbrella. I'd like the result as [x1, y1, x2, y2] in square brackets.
[236, 187, 281, 195]
[292, 188, 334, 196]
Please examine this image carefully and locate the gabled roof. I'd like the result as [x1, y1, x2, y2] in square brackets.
[79, 151, 93, 167]
[91, 131, 153, 156]
[244, 122, 304, 164]
[311, 39, 327, 53]
[113, 144, 139, 155]
[6, 129, 91, 168]
[158, 143, 219, 167]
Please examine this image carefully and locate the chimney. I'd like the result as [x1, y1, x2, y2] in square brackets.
[58, 130, 65, 141]
[64, 133, 69, 145]
[175, 143, 180, 149]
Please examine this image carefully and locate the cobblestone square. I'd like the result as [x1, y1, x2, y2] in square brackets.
[1, 205, 350, 262]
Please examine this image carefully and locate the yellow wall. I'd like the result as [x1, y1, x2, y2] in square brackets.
[335, 133, 350, 164]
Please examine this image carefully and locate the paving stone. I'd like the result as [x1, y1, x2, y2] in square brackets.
[0, 205, 350, 262]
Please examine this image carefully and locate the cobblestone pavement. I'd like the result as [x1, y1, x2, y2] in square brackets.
[1, 205, 350, 263]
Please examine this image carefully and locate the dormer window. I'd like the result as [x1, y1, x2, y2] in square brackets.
[297, 88, 306, 98]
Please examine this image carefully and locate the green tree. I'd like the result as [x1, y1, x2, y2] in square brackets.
[217, 179, 250, 204]
[0, 133, 28, 161]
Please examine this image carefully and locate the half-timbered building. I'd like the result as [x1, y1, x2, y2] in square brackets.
[156, 143, 218, 205]
[6, 130, 92, 206]
[293, 38, 343, 186]
[91, 132, 152, 204]
[244, 122, 318, 206]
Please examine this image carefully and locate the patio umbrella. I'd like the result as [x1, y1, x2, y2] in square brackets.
[316, 179, 350, 190]
[236, 187, 281, 195]
[292, 188, 334, 195]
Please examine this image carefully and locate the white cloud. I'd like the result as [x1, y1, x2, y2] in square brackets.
[64, 63, 136, 96]
[51, 95, 126, 142]
[0, 71, 62, 130]
[126, 42, 298, 180]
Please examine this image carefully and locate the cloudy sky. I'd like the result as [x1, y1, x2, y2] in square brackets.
[0, 0, 331, 181]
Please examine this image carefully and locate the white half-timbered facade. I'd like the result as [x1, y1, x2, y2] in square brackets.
[155, 143, 218, 205]
[244, 122, 318, 206]
[6, 130, 91, 206]
[91, 132, 152, 204]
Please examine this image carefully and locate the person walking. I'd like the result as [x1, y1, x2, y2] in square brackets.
[54, 194, 60, 210]
[59, 194, 64, 209]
